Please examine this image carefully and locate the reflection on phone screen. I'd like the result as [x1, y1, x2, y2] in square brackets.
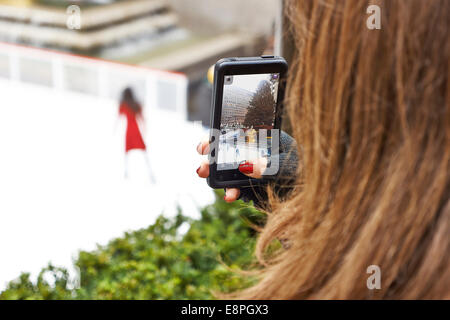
[218, 73, 279, 171]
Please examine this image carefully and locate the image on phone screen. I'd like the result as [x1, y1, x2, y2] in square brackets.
[218, 73, 280, 171]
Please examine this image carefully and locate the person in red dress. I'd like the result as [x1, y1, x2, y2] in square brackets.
[119, 87, 155, 182]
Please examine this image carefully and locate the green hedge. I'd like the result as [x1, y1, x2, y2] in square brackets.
[0, 191, 265, 300]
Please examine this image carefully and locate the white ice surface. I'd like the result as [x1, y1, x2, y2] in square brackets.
[0, 79, 213, 290]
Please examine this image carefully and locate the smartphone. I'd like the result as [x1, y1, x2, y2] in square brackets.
[207, 56, 288, 189]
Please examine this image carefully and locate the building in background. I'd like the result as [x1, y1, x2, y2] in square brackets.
[0, 0, 189, 60]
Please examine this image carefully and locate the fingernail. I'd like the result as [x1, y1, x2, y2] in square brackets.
[238, 161, 253, 174]
[196, 167, 200, 174]
[196, 142, 202, 153]
[223, 195, 227, 201]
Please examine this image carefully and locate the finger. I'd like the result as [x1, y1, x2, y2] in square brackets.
[224, 188, 240, 202]
[195, 159, 210, 178]
[196, 136, 210, 155]
[238, 158, 268, 179]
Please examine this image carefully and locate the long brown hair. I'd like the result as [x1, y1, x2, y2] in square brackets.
[239, 0, 449, 299]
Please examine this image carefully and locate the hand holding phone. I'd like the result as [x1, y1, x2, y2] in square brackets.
[206, 56, 288, 189]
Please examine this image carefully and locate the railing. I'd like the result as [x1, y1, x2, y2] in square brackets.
[0, 41, 188, 119]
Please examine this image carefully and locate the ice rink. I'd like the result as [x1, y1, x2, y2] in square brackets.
[0, 76, 213, 289]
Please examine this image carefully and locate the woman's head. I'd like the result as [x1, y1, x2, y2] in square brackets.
[121, 87, 141, 113]
[241, 0, 449, 299]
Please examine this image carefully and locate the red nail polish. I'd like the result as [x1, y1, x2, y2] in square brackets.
[196, 167, 200, 174]
[223, 195, 227, 201]
[238, 161, 253, 174]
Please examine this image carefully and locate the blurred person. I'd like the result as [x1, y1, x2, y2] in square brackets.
[119, 87, 155, 182]
[196, 0, 449, 299]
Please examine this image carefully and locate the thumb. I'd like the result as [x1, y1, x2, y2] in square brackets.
[238, 158, 268, 179]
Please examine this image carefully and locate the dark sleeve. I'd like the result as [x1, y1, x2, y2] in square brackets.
[238, 131, 299, 207]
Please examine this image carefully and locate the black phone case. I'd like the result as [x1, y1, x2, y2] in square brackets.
[207, 56, 288, 189]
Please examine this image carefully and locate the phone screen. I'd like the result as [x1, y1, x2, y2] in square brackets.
[217, 73, 280, 171]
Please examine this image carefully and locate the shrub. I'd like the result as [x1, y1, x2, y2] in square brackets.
[0, 191, 264, 300]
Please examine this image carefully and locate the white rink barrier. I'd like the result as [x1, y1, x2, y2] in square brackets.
[0, 42, 188, 119]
